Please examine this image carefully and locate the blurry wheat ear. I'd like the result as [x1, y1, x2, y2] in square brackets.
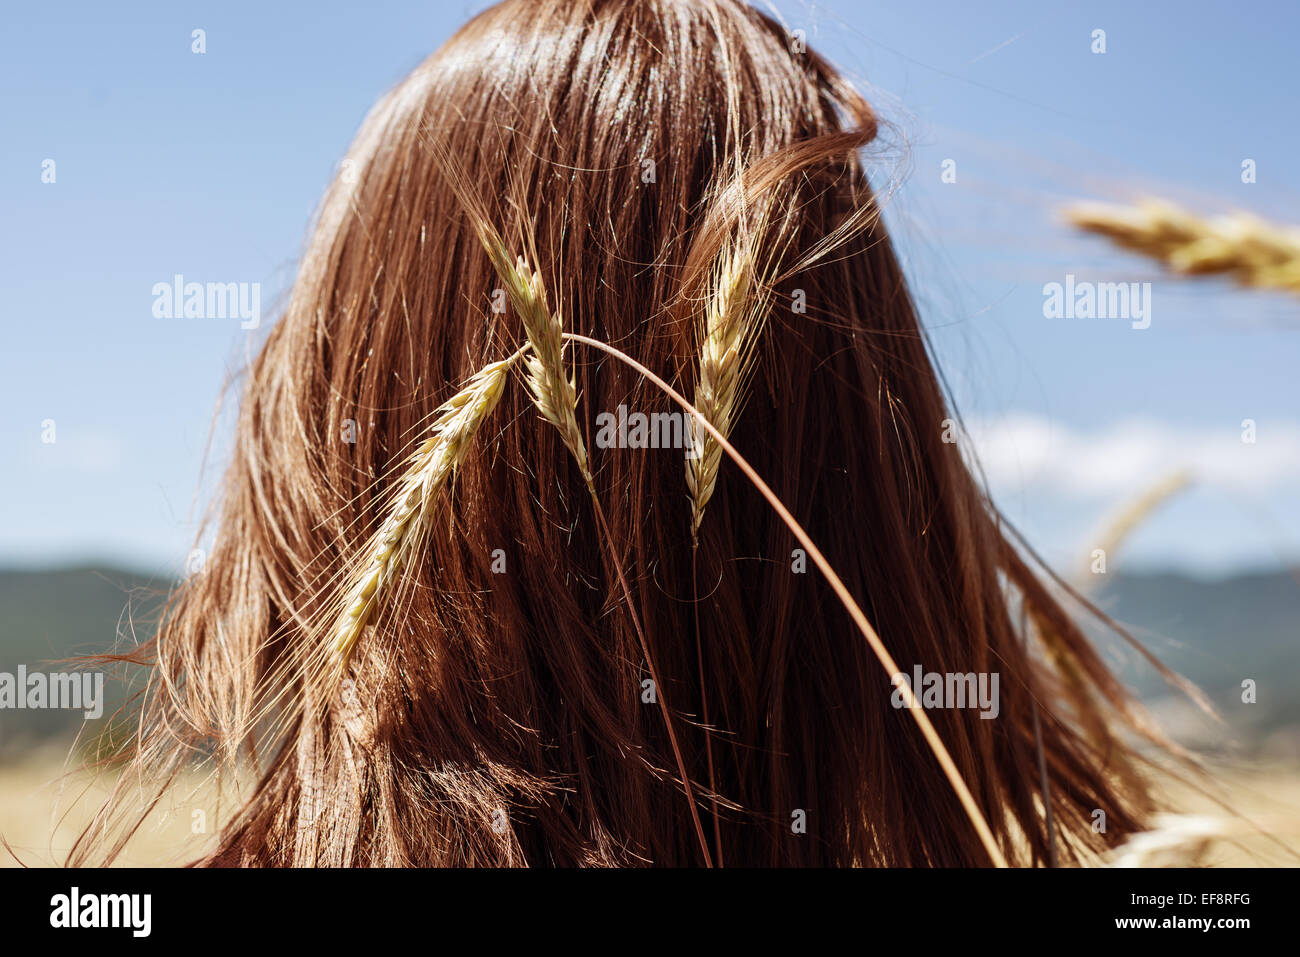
[687, 240, 761, 544]
[1065, 198, 1300, 295]
[481, 240, 592, 489]
[332, 355, 516, 676]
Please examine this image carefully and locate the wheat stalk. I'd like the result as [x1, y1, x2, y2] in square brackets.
[684, 222, 772, 863]
[687, 238, 766, 542]
[1066, 199, 1300, 295]
[474, 235, 716, 863]
[566, 331, 1011, 866]
[332, 354, 516, 675]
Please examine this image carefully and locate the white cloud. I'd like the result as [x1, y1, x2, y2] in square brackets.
[964, 414, 1300, 499]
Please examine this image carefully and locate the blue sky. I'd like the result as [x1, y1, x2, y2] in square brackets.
[2, 0, 1297, 577]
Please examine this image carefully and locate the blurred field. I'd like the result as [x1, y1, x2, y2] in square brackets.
[0, 749, 218, 868]
[2, 748, 1296, 867]
[1144, 760, 1300, 866]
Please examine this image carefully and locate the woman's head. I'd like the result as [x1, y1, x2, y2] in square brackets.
[81, 0, 1153, 866]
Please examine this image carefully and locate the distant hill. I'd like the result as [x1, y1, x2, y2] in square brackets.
[1092, 569, 1300, 756]
[0, 565, 165, 759]
[1, 564, 1297, 759]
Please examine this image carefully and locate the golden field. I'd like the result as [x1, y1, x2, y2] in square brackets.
[2, 748, 1296, 867]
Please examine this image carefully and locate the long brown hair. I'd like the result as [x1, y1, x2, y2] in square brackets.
[77, 0, 1160, 867]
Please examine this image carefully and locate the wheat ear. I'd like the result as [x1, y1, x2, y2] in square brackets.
[429, 137, 590, 483]
[332, 354, 516, 675]
[1082, 468, 1193, 584]
[480, 240, 591, 487]
[687, 240, 766, 542]
[1066, 199, 1300, 295]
